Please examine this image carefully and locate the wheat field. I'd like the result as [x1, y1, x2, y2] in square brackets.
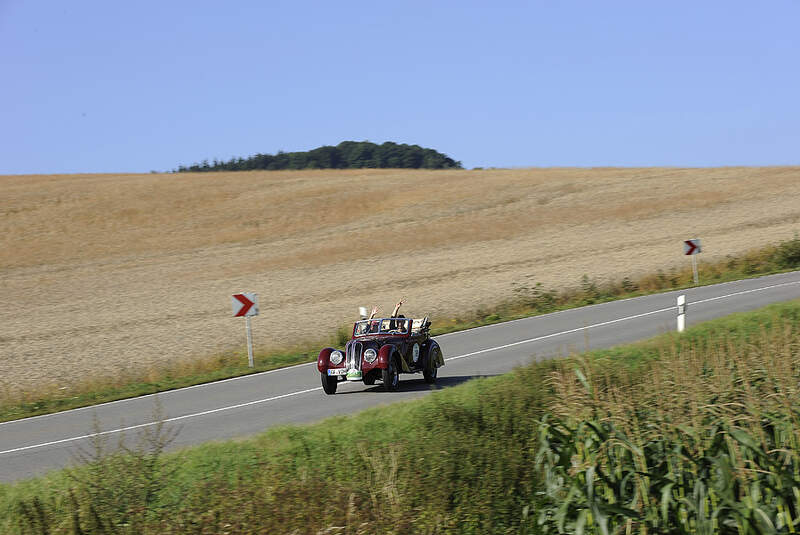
[1, 167, 799, 396]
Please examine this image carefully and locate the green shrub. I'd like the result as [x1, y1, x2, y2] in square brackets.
[774, 235, 800, 268]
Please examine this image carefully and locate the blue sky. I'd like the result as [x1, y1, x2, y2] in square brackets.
[2, 0, 798, 174]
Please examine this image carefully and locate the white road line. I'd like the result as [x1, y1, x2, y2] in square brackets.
[0, 360, 317, 428]
[0, 387, 322, 456]
[3, 277, 799, 457]
[444, 281, 800, 361]
[440, 280, 800, 363]
[445, 306, 675, 361]
[692, 280, 800, 305]
[436, 277, 800, 338]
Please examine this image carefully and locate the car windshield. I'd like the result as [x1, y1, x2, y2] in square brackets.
[353, 318, 409, 336]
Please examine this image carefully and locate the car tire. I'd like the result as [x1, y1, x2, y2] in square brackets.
[321, 372, 338, 395]
[423, 365, 438, 384]
[364, 373, 376, 386]
[381, 358, 400, 392]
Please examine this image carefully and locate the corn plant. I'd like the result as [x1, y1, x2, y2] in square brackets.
[536, 414, 800, 534]
[535, 318, 800, 534]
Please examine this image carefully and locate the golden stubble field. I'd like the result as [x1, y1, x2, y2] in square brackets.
[1, 167, 799, 396]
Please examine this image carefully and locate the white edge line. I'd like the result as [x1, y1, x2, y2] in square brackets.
[3, 276, 799, 456]
[0, 360, 317, 428]
[436, 272, 800, 339]
[692, 280, 800, 305]
[0, 387, 322, 456]
[444, 279, 800, 363]
[444, 306, 674, 361]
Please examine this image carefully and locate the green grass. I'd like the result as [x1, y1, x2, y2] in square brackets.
[2, 235, 799, 425]
[3, 300, 800, 534]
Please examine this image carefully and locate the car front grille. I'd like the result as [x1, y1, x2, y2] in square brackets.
[346, 342, 363, 371]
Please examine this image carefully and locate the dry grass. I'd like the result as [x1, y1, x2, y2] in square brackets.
[1, 167, 800, 398]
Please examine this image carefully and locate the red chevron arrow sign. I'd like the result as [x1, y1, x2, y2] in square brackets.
[232, 293, 259, 317]
[683, 239, 701, 256]
[231, 293, 259, 367]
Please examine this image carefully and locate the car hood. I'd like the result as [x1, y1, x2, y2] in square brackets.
[348, 336, 403, 347]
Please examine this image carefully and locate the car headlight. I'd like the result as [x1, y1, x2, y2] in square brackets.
[330, 351, 343, 365]
[363, 348, 377, 363]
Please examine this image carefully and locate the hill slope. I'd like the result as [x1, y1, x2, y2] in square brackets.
[1, 167, 799, 396]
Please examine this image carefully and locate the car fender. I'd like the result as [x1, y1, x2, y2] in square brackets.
[376, 345, 395, 370]
[317, 347, 335, 373]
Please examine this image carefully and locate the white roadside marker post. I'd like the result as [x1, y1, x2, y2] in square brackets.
[232, 293, 259, 367]
[359, 306, 368, 320]
[677, 294, 686, 332]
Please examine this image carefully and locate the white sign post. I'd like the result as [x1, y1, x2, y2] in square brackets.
[232, 293, 259, 367]
[358, 306, 368, 319]
[683, 239, 702, 285]
[677, 294, 686, 332]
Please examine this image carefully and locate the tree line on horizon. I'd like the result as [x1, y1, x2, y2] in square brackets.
[173, 141, 462, 172]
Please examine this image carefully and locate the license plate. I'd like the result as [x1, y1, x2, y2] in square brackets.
[327, 368, 347, 376]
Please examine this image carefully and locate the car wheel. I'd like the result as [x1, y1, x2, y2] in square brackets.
[423, 364, 438, 384]
[364, 373, 376, 386]
[321, 372, 338, 395]
[381, 359, 400, 392]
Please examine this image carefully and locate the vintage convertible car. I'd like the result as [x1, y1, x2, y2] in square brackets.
[317, 316, 444, 394]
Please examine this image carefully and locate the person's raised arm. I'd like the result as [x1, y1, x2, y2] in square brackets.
[391, 298, 404, 317]
[368, 305, 379, 320]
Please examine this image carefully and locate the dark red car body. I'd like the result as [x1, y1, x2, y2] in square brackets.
[317, 317, 444, 394]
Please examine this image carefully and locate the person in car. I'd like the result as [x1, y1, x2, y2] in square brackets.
[365, 299, 407, 332]
[367, 299, 404, 320]
[389, 299, 407, 331]
[390, 317, 408, 333]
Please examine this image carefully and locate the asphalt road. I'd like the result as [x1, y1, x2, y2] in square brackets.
[2, 271, 800, 482]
